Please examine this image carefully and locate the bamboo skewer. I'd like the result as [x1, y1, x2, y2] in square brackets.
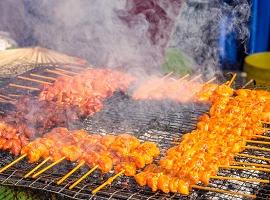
[92, 170, 125, 194]
[57, 161, 85, 185]
[219, 165, 270, 172]
[227, 73, 237, 87]
[210, 175, 269, 183]
[242, 79, 255, 89]
[24, 157, 51, 178]
[232, 161, 270, 168]
[177, 74, 190, 82]
[0, 154, 27, 173]
[244, 146, 270, 152]
[46, 69, 72, 77]
[0, 94, 15, 101]
[55, 68, 80, 75]
[32, 157, 66, 178]
[7, 94, 22, 98]
[30, 73, 57, 81]
[237, 154, 270, 162]
[162, 72, 174, 80]
[192, 185, 256, 199]
[205, 77, 217, 84]
[188, 74, 202, 82]
[246, 140, 270, 145]
[0, 98, 14, 104]
[9, 83, 40, 91]
[69, 165, 98, 190]
[253, 135, 270, 140]
[18, 76, 52, 85]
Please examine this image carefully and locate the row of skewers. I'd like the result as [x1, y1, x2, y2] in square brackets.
[134, 80, 270, 198]
[0, 68, 135, 155]
[0, 66, 269, 198]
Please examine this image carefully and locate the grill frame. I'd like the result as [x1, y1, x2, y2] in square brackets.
[0, 64, 269, 199]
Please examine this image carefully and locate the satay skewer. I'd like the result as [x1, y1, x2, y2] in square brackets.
[55, 68, 80, 75]
[253, 135, 270, 140]
[219, 165, 270, 172]
[177, 74, 190, 82]
[57, 161, 85, 185]
[227, 73, 237, 87]
[7, 94, 22, 98]
[24, 157, 51, 178]
[0, 154, 27, 173]
[244, 146, 270, 152]
[205, 77, 217, 84]
[0, 98, 14, 104]
[246, 140, 270, 145]
[92, 170, 125, 194]
[30, 73, 57, 81]
[32, 157, 66, 178]
[242, 79, 255, 89]
[0, 94, 15, 101]
[237, 154, 270, 162]
[9, 83, 40, 91]
[162, 72, 173, 80]
[210, 175, 269, 183]
[192, 185, 256, 199]
[188, 74, 202, 82]
[69, 165, 98, 190]
[17, 76, 52, 85]
[232, 161, 270, 168]
[45, 69, 72, 77]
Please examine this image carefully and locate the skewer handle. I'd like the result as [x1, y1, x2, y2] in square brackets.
[0, 154, 27, 173]
[92, 170, 125, 195]
[57, 161, 85, 185]
[32, 157, 65, 178]
[69, 165, 98, 190]
[24, 157, 50, 178]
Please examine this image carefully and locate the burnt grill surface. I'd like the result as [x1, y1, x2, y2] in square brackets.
[0, 65, 269, 199]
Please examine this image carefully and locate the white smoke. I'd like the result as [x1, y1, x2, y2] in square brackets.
[168, 0, 250, 77]
[22, 0, 172, 71]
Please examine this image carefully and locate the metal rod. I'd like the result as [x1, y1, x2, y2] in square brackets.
[24, 157, 51, 178]
[18, 76, 52, 85]
[192, 185, 256, 199]
[69, 165, 98, 190]
[92, 170, 125, 194]
[210, 175, 269, 183]
[32, 157, 66, 178]
[9, 83, 40, 91]
[30, 73, 57, 81]
[57, 161, 85, 185]
[0, 154, 27, 173]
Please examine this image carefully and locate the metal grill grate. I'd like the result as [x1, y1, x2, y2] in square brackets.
[0, 65, 269, 199]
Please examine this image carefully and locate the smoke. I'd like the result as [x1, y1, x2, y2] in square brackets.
[0, 0, 178, 72]
[168, 0, 250, 77]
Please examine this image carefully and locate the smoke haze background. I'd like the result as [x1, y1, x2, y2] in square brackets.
[0, 0, 250, 75]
